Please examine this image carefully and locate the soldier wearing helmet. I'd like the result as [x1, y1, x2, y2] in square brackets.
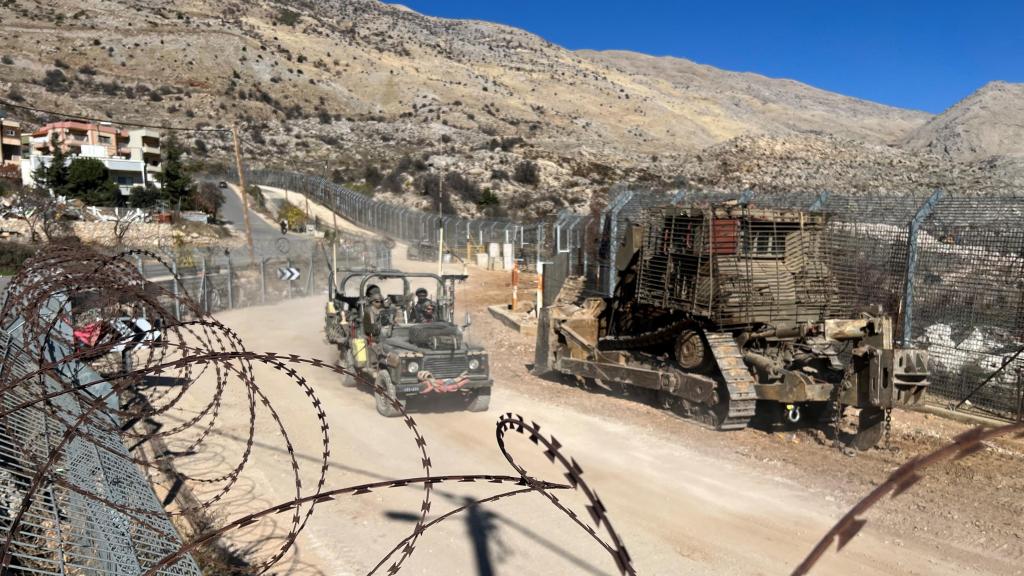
[412, 287, 435, 323]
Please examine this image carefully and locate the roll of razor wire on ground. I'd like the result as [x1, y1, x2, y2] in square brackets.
[0, 244, 634, 575]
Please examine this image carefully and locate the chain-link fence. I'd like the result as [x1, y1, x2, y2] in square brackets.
[569, 188, 1024, 421]
[0, 298, 200, 575]
[235, 170, 549, 271]
[131, 237, 391, 320]
[217, 168, 1024, 421]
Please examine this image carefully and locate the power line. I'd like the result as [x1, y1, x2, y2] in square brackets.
[0, 98, 232, 133]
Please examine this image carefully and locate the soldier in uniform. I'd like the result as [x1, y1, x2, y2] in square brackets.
[412, 287, 434, 323]
[362, 283, 390, 332]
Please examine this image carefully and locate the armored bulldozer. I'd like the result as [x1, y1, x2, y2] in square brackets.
[325, 271, 492, 416]
[536, 203, 930, 448]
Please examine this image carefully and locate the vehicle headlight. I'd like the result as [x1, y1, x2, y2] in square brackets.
[406, 361, 420, 374]
[468, 358, 481, 371]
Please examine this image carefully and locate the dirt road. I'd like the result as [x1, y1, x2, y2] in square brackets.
[156, 188, 1024, 575]
[160, 280, 1022, 575]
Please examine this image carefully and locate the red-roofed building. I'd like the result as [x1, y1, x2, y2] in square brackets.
[24, 121, 163, 196]
[30, 121, 129, 158]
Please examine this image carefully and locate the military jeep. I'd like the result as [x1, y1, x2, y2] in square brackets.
[325, 271, 492, 416]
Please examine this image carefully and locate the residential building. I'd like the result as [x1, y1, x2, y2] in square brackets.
[31, 121, 128, 158]
[1, 119, 21, 166]
[22, 145, 147, 197]
[24, 122, 163, 196]
[127, 128, 162, 184]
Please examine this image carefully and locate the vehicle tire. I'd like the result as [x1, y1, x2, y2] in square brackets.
[340, 347, 358, 388]
[374, 370, 404, 417]
[466, 387, 491, 412]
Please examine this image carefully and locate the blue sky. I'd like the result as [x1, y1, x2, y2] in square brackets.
[396, 1, 1024, 114]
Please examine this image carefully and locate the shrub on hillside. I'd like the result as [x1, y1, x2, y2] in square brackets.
[478, 189, 500, 208]
[513, 160, 541, 186]
[246, 185, 267, 211]
[364, 165, 383, 187]
[192, 182, 225, 218]
[444, 171, 481, 202]
[276, 200, 306, 230]
[42, 68, 71, 93]
[277, 8, 300, 26]
[128, 184, 163, 209]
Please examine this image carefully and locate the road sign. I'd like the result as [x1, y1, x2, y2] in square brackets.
[277, 267, 301, 281]
[110, 317, 162, 354]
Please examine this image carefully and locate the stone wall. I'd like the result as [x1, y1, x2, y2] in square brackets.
[0, 218, 241, 250]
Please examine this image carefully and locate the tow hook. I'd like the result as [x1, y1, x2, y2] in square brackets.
[785, 404, 801, 424]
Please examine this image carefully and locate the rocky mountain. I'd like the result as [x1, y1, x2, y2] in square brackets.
[678, 134, 1021, 198]
[0, 0, 1017, 218]
[576, 50, 929, 146]
[902, 81, 1024, 161]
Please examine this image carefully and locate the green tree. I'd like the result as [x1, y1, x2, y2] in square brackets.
[67, 157, 118, 205]
[191, 181, 225, 218]
[246, 184, 267, 211]
[128, 183, 164, 208]
[159, 133, 195, 211]
[31, 132, 70, 195]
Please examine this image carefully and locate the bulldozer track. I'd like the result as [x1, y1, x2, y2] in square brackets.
[598, 318, 691, 351]
[598, 322, 757, 431]
[704, 333, 758, 430]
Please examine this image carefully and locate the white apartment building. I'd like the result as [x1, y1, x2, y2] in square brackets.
[22, 124, 163, 196]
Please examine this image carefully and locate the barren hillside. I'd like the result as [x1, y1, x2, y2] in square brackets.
[902, 81, 1024, 161]
[0, 0, 1017, 217]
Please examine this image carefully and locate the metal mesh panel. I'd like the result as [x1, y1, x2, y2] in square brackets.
[588, 188, 1024, 420]
[237, 170, 548, 258]
[634, 204, 841, 327]
[0, 304, 200, 575]
[909, 196, 1024, 418]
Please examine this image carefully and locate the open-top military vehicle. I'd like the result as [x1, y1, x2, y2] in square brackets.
[325, 271, 492, 416]
[536, 202, 930, 449]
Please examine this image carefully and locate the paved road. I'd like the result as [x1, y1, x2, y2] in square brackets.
[216, 181, 279, 239]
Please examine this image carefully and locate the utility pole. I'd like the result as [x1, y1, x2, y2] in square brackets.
[324, 158, 338, 233]
[231, 124, 255, 264]
[324, 158, 339, 291]
[437, 174, 444, 276]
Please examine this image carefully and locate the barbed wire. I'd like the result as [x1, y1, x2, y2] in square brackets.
[0, 243, 635, 575]
[792, 421, 1024, 575]
[1, 243, 1018, 575]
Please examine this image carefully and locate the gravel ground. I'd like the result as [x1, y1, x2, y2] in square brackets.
[152, 189, 1024, 575]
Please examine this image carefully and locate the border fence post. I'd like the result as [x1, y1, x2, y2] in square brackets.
[287, 257, 293, 299]
[226, 254, 234, 310]
[200, 257, 208, 313]
[901, 189, 945, 347]
[260, 259, 266, 304]
[171, 261, 180, 321]
[605, 190, 635, 296]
